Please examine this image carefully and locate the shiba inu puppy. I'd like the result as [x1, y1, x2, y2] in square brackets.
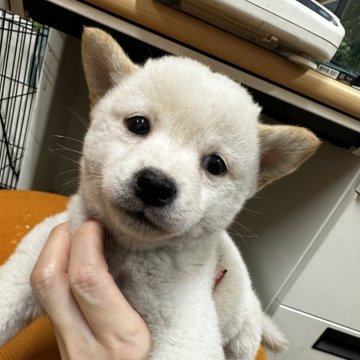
[0, 28, 320, 359]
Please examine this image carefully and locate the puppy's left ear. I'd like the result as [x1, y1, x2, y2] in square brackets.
[257, 124, 320, 190]
[81, 27, 138, 107]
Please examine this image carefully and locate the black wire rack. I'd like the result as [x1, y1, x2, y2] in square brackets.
[0, 9, 48, 189]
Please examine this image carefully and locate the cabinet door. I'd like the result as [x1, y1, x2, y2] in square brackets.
[282, 189, 360, 330]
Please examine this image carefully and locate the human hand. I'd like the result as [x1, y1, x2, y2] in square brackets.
[30, 220, 151, 360]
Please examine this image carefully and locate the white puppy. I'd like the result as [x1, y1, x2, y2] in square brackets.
[0, 28, 320, 359]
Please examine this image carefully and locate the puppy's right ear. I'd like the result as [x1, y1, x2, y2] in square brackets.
[81, 27, 138, 107]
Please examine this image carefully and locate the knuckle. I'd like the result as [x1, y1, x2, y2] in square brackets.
[69, 265, 100, 292]
[114, 325, 152, 360]
[30, 267, 59, 295]
[74, 224, 98, 240]
[49, 223, 68, 239]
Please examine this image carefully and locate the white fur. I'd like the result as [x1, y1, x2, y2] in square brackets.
[0, 34, 298, 359]
[0, 212, 68, 344]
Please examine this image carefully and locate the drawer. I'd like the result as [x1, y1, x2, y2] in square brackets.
[282, 191, 360, 331]
[268, 304, 360, 360]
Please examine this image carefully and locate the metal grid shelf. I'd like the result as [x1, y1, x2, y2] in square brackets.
[0, 9, 48, 189]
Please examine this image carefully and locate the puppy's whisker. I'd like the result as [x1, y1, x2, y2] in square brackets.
[68, 106, 90, 128]
[227, 225, 257, 248]
[52, 134, 84, 145]
[48, 147, 80, 164]
[242, 206, 262, 215]
[57, 168, 79, 177]
[53, 143, 83, 155]
[251, 195, 268, 200]
[55, 169, 79, 184]
[228, 229, 257, 240]
[230, 219, 258, 238]
[232, 234, 249, 247]
[61, 177, 79, 191]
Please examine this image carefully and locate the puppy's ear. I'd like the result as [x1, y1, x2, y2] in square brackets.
[257, 124, 320, 190]
[81, 27, 138, 107]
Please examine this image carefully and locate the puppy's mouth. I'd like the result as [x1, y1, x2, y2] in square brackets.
[124, 209, 161, 229]
[115, 205, 169, 236]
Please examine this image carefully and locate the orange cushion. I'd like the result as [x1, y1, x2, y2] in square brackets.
[0, 190, 68, 360]
[0, 190, 266, 360]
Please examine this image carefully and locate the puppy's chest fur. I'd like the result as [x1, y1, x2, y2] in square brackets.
[103, 231, 220, 327]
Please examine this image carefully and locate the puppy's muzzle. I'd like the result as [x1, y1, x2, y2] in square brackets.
[134, 167, 177, 207]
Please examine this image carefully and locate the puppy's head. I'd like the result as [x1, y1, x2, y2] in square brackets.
[80, 28, 320, 248]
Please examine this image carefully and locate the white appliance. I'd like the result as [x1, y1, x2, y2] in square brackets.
[160, 0, 345, 67]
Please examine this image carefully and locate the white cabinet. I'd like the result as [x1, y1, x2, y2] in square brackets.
[282, 190, 360, 331]
[267, 190, 360, 359]
[234, 141, 360, 312]
[232, 141, 360, 359]
[268, 305, 360, 360]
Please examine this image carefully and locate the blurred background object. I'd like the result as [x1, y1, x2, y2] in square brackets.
[0, 9, 48, 189]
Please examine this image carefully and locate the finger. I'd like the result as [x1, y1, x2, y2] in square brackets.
[68, 220, 145, 345]
[53, 326, 98, 360]
[52, 328, 70, 360]
[31, 223, 71, 284]
[31, 223, 71, 305]
[30, 223, 93, 339]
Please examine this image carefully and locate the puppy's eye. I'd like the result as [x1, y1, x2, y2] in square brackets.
[125, 116, 150, 135]
[202, 154, 227, 176]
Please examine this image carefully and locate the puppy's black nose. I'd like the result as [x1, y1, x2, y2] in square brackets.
[134, 168, 177, 207]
